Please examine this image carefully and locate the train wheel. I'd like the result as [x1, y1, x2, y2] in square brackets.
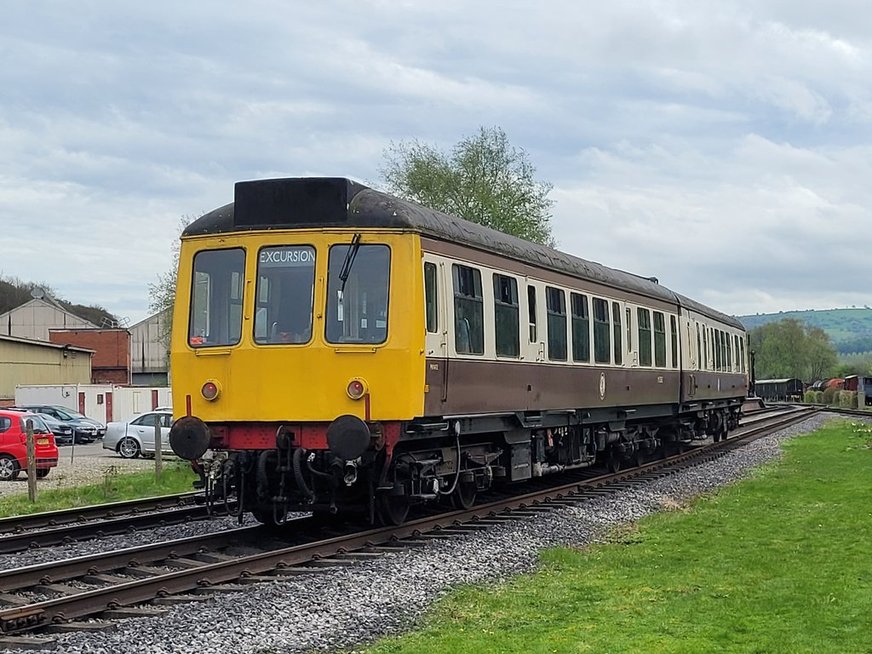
[452, 481, 477, 510]
[377, 494, 410, 526]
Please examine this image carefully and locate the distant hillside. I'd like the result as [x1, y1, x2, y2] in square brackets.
[0, 275, 118, 327]
[738, 308, 872, 355]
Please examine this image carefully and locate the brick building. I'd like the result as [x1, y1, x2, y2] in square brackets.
[48, 328, 131, 385]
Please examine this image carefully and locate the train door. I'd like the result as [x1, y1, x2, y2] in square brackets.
[423, 260, 449, 403]
[625, 305, 638, 366]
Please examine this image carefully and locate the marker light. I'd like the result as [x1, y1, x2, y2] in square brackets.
[346, 378, 368, 400]
[201, 381, 220, 401]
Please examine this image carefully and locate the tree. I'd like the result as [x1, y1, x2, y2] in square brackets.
[381, 126, 554, 246]
[148, 217, 191, 353]
[749, 319, 838, 382]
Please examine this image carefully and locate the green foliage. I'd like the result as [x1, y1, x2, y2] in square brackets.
[740, 308, 872, 355]
[381, 127, 554, 246]
[836, 352, 872, 377]
[803, 390, 817, 403]
[822, 386, 838, 405]
[750, 318, 838, 382]
[839, 391, 859, 409]
[367, 421, 872, 653]
[814, 390, 824, 403]
[0, 462, 196, 516]
[148, 217, 192, 355]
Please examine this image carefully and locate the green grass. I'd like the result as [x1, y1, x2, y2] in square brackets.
[0, 462, 198, 517]
[366, 421, 872, 653]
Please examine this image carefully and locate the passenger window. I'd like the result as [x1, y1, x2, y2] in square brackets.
[570, 293, 590, 363]
[452, 264, 484, 354]
[593, 298, 610, 364]
[527, 285, 538, 343]
[612, 302, 622, 365]
[726, 333, 733, 372]
[740, 338, 745, 373]
[637, 308, 652, 366]
[493, 274, 520, 357]
[670, 315, 678, 368]
[714, 330, 722, 371]
[546, 287, 567, 361]
[653, 311, 666, 367]
[626, 308, 632, 352]
[0, 417, 10, 433]
[702, 327, 708, 370]
[424, 262, 438, 334]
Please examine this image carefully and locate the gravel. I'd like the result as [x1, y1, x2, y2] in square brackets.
[0, 414, 857, 653]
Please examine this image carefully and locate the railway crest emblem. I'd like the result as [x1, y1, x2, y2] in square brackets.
[599, 372, 606, 400]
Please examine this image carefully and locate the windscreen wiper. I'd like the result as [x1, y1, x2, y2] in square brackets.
[338, 233, 362, 293]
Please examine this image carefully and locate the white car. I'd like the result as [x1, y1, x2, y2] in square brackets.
[103, 410, 174, 459]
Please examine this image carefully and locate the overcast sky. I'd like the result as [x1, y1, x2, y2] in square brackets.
[2, 1, 871, 324]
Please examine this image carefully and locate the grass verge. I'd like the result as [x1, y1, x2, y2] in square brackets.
[0, 462, 197, 516]
[366, 421, 872, 653]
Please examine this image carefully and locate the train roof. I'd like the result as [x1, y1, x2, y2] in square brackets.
[183, 177, 743, 330]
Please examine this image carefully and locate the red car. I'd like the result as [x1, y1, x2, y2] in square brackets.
[0, 410, 59, 481]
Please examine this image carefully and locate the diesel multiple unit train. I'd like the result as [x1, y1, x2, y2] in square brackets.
[168, 177, 749, 525]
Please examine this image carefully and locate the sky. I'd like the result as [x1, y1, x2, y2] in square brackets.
[2, 1, 871, 324]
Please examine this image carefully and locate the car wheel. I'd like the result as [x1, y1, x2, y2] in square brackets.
[117, 437, 141, 459]
[35, 468, 51, 479]
[0, 455, 20, 481]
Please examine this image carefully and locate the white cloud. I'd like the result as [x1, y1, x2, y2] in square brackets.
[1, 0, 872, 323]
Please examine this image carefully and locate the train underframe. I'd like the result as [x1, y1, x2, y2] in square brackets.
[182, 401, 742, 526]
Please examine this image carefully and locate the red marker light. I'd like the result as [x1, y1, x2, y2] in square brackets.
[347, 379, 367, 400]
[201, 381, 219, 401]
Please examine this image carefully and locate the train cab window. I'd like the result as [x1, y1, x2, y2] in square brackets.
[254, 245, 316, 345]
[326, 243, 391, 344]
[493, 274, 520, 357]
[527, 285, 538, 343]
[593, 298, 610, 364]
[189, 248, 245, 348]
[626, 308, 632, 353]
[546, 287, 567, 361]
[452, 264, 484, 354]
[653, 311, 666, 367]
[637, 308, 652, 366]
[424, 262, 438, 334]
[612, 302, 623, 365]
[570, 293, 590, 363]
[696, 324, 702, 370]
[670, 315, 678, 368]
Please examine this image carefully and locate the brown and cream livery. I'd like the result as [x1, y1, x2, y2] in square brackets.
[169, 177, 748, 525]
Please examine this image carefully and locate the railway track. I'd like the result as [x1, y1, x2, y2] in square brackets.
[0, 493, 232, 555]
[0, 405, 819, 647]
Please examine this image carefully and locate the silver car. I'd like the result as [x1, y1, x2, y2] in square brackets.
[103, 410, 174, 459]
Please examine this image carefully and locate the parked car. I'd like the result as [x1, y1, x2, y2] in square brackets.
[34, 412, 75, 445]
[103, 410, 173, 459]
[5, 408, 75, 445]
[0, 410, 59, 481]
[12, 405, 106, 443]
